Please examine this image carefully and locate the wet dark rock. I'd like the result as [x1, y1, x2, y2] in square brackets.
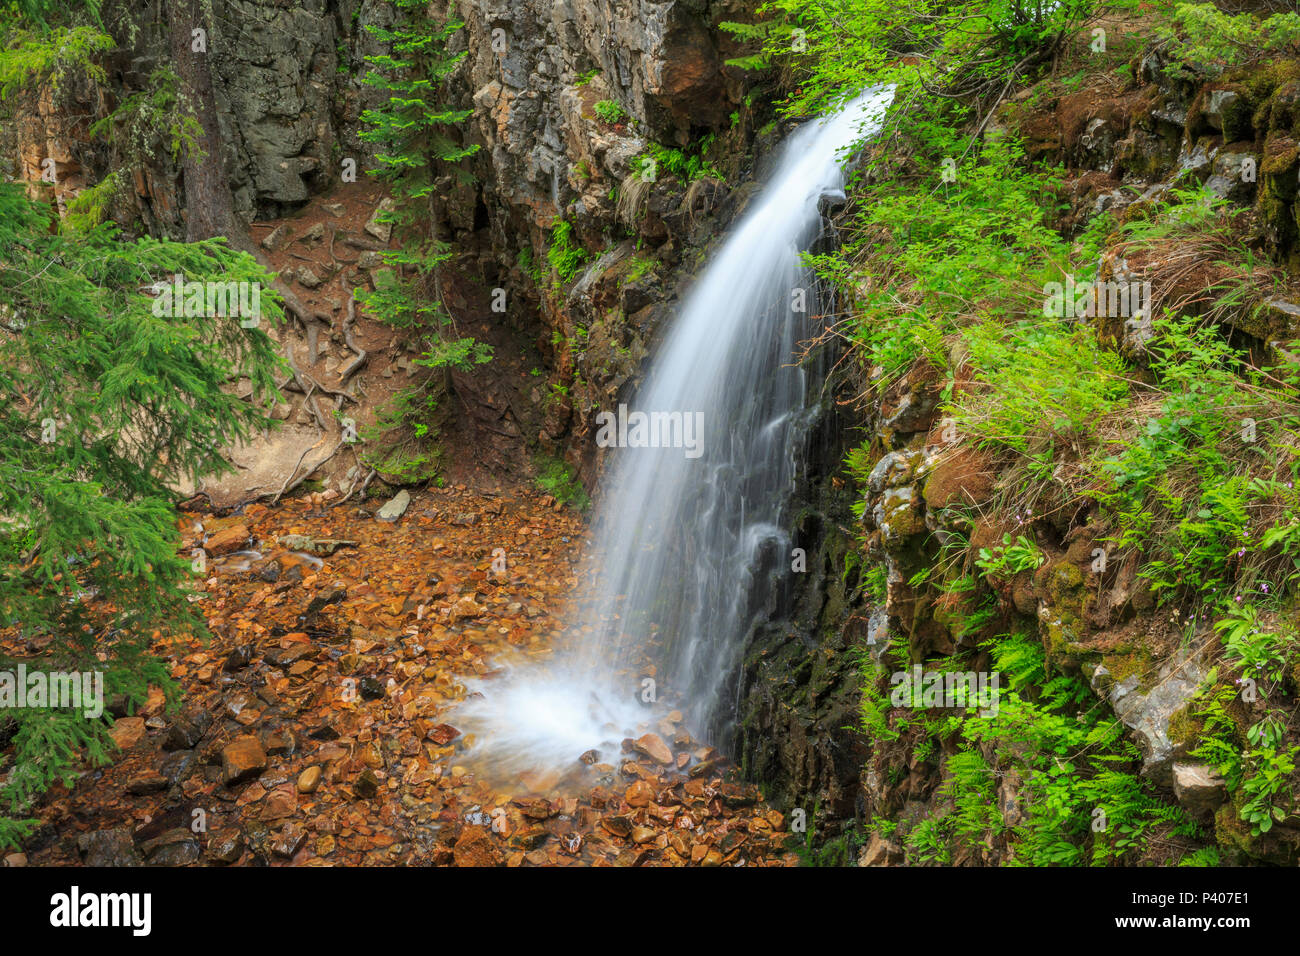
[126, 772, 168, 795]
[140, 828, 200, 866]
[272, 824, 307, 859]
[354, 769, 380, 799]
[601, 814, 634, 838]
[308, 723, 340, 741]
[358, 676, 386, 701]
[164, 709, 213, 751]
[221, 735, 268, 786]
[242, 820, 273, 863]
[719, 784, 757, 809]
[263, 728, 297, 756]
[303, 587, 346, 618]
[688, 758, 722, 779]
[223, 643, 255, 671]
[265, 643, 318, 668]
[510, 826, 549, 851]
[206, 828, 245, 865]
[76, 828, 142, 867]
[158, 750, 197, 787]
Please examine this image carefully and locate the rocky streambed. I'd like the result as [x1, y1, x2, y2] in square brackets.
[9, 484, 797, 867]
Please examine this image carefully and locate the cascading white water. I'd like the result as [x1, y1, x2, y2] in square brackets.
[458, 88, 894, 778]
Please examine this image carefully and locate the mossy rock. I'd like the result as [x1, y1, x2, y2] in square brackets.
[876, 487, 925, 550]
[1212, 790, 1300, 866]
[1039, 558, 1084, 605]
[1190, 85, 1253, 142]
[1100, 649, 1158, 693]
[1167, 700, 1204, 749]
[1035, 559, 1092, 667]
[921, 445, 995, 510]
[1259, 133, 1299, 183]
[1213, 796, 1257, 863]
[1237, 58, 1300, 107]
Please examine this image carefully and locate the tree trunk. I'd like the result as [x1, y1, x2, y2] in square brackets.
[166, 0, 239, 242]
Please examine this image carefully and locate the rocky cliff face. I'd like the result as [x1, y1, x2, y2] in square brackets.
[3, 0, 769, 461]
[845, 52, 1300, 865]
[430, 0, 763, 481]
[2, 0, 770, 490]
[5, 0, 393, 235]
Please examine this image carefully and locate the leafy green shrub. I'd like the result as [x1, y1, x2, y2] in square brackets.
[812, 138, 1071, 387]
[1238, 715, 1297, 836]
[957, 319, 1130, 463]
[1092, 316, 1272, 603]
[976, 534, 1044, 581]
[733, 0, 1096, 118]
[546, 220, 590, 284]
[637, 138, 723, 183]
[1214, 602, 1294, 685]
[869, 627, 1200, 865]
[593, 99, 625, 124]
[1159, 2, 1300, 69]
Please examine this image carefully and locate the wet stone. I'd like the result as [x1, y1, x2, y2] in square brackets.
[221, 735, 268, 786]
[354, 769, 380, 799]
[164, 709, 213, 751]
[126, 772, 168, 796]
[76, 828, 141, 867]
[272, 825, 307, 859]
[158, 750, 197, 787]
[206, 828, 244, 865]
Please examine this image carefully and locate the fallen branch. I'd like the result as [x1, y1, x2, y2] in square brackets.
[330, 466, 377, 509]
[272, 438, 347, 505]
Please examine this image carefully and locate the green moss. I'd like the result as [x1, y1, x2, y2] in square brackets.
[1260, 141, 1299, 179]
[1100, 649, 1157, 692]
[1213, 792, 1259, 861]
[1168, 704, 1198, 750]
[533, 455, 590, 510]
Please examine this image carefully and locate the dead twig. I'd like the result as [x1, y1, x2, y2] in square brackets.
[272, 438, 347, 505]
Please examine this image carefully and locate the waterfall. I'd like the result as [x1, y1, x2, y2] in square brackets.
[458, 88, 894, 777]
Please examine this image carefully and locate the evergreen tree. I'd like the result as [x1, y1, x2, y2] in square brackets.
[357, 0, 490, 480]
[0, 183, 285, 847]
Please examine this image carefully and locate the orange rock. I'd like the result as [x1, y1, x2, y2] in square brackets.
[452, 825, 503, 867]
[109, 717, 146, 750]
[633, 733, 673, 766]
[625, 780, 655, 808]
[205, 524, 250, 556]
[221, 735, 267, 786]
